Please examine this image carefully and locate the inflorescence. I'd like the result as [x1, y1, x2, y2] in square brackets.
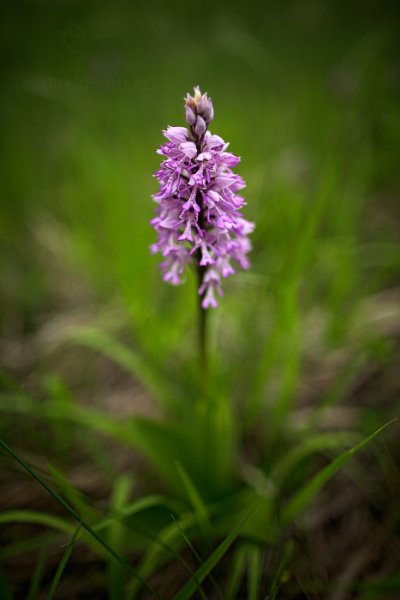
[151, 86, 254, 308]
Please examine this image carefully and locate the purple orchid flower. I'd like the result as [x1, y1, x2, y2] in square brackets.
[151, 86, 254, 309]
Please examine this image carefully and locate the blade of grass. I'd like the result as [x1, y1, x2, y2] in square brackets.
[225, 544, 247, 600]
[205, 393, 236, 495]
[175, 461, 210, 535]
[108, 474, 133, 600]
[0, 510, 74, 534]
[47, 522, 82, 600]
[42, 374, 74, 456]
[27, 542, 48, 600]
[247, 544, 262, 600]
[266, 541, 294, 600]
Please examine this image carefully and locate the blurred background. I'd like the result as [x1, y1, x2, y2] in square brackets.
[1, 0, 400, 598]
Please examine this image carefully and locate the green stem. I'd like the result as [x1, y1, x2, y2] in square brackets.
[197, 259, 207, 379]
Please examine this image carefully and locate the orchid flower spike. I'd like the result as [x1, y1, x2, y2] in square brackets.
[151, 86, 254, 309]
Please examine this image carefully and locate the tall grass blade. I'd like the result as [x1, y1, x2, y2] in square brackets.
[225, 544, 247, 600]
[108, 474, 133, 600]
[27, 543, 48, 600]
[247, 544, 262, 600]
[0, 510, 74, 534]
[175, 461, 210, 534]
[47, 522, 82, 600]
[266, 541, 294, 600]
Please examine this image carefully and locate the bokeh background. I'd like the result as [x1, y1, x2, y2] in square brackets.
[1, 0, 400, 598]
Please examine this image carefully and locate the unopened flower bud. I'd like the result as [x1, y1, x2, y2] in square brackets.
[185, 104, 196, 126]
[196, 97, 206, 114]
[195, 115, 206, 136]
[201, 100, 214, 123]
[185, 86, 214, 127]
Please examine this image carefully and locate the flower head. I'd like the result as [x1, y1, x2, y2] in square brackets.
[151, 86, 254, 308]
